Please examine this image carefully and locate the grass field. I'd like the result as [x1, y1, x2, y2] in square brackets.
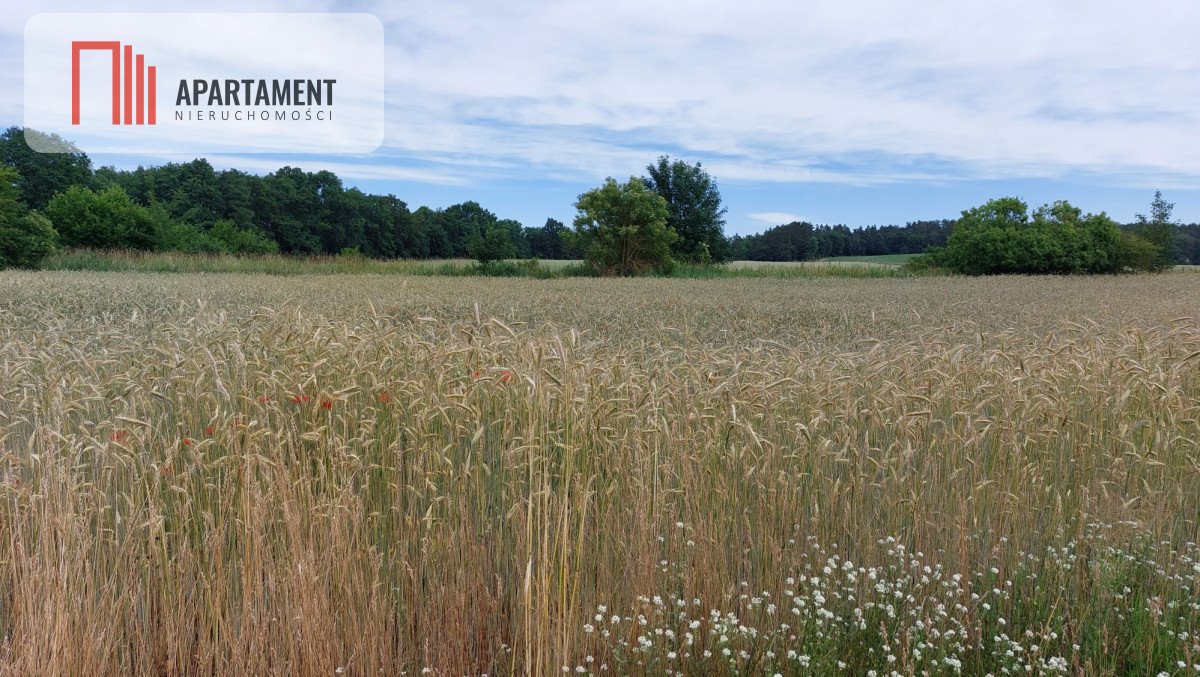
[1, 271, 1198, 675]
[39, 250, 922, 279]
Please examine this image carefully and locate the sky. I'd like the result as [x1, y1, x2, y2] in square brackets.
[4, 0, 1200, 236]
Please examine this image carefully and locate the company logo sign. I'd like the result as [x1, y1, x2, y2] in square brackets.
[26, 14, 384, 154]
[71, 41, 157, 125]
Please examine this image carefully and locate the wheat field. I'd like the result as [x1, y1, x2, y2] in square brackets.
[0, 271, 1198, 676]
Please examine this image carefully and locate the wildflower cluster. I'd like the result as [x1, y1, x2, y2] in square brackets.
[574, 527, 1200, 675]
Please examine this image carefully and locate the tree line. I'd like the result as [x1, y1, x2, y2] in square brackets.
[2, 126, 1198, 272]
[0, 128, 735, 269]
[729, 206, 1200, 267]
[0, 127, 587, 265]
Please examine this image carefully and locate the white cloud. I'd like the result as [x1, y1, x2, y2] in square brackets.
[748, 212, 806, 225]
[204, 156, 467, 185]
[4, 0, 1199, 188]
[366, 0, 1200, 185]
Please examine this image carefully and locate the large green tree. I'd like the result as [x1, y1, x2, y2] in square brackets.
[253, 167, 322, 253]
[0, 166, 58, 268]
[497, 218, 529, 258]
[525, 218, 571, 259]
[568, 177, 676, 276]
[0, 127, 93, 210]
[643, 156, 728, 263]
[412, 206, 450, 258]
[1132, 191, 1179, 271]
[441, 201, 499, 258]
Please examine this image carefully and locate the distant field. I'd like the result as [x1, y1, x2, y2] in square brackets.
[1, 271, 1198, 675]
[818, 253, 919, 265]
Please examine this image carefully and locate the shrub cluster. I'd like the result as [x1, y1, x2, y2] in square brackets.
[910, 198, 1166, 275]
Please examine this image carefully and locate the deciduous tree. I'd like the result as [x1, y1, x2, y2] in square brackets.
[644, 156, 728, 264]
[0, 127, 92, 210]
[0, 166, 58, 268]
[568, 177, 675, 276]
[1133, 190, 1180, 270]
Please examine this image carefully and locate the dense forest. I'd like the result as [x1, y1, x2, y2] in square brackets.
[1156, 222, 1200, 265]
[729, 220, 955, 260]
[730, 215, 1200, 265]
[1, 128, 575, 261]
[2, 127, 1198, 267]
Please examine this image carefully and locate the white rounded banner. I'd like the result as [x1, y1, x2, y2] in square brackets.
[24, 13, 385, 154]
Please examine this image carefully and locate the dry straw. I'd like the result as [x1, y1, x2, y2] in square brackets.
[0, 271, 1197, 675]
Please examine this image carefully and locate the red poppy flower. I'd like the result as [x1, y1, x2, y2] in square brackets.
[378, 391, 391, 403]
[473, 370, 482, 378]
[182, 438, 193, 446]
[258, 395, 270, 403]
[500, 370, 513, 383]
[321, 400, 333, 410]
[110, 429, 128, 442]
[205, 426, 215, 436]
[293, 394, 309, 404]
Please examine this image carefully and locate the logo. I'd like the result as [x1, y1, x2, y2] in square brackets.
[26, 14, 384, 154]
[71, 41, 157, 125]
